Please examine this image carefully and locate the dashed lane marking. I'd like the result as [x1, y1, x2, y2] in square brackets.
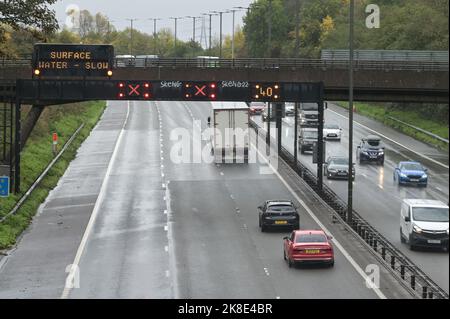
[253, 143, 387, 299]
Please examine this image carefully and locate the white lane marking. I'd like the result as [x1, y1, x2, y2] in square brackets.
[328, 109, 449, 169]
[61, 101, 131, 299]
[164, 225, 168, 232]
[165, 245, 169, 253]
[220, 172, 224, 176]
[165, 270, 170, 277]
[162, 183, 166, 189]
[253, 144, 387, 299]
[44, 203, 95, 211]
[163, 209, 168, 215]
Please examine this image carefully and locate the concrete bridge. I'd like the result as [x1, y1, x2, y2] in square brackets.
[0, 58, 448, 103]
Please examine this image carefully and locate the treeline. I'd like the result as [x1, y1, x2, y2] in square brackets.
[1, 8, 244, 58]
[1, 1, 448, 58]
[243, 0, 449, 58]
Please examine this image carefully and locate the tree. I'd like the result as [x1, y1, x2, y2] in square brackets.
[0, 0, 59, 56]
[243, 0, 293, 57]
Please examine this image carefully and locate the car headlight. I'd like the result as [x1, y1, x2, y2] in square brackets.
[400, 172, 407, 178]
[413, 225, 423, 234]
[379, 151, 384, 155]
[362, 151, 368, 155]
[328, 169, 337, 172]
[447, 229, 449, 235]
[421, 174, 428, 179]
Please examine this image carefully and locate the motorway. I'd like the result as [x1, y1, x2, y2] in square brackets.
[251, 103, 449, 292]
[0, 100, 415, 298]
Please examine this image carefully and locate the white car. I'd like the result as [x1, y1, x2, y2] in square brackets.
[400, 199, 449, 251]
[285, 103, 295, 116]
[323, 124, 342, 141]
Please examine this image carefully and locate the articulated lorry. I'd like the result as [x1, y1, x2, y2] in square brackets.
[209, 102, 249, 163]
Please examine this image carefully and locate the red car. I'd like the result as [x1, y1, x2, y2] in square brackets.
[283, 230, 334, 267]
[249, 102, 265, 115]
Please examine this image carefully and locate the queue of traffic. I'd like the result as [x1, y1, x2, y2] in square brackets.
[248, 102, 449, 254]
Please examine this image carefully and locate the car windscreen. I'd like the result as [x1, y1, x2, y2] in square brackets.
[330, 158, 348, 165]
[325, 124, 339, 129]
[268, 205, 294, 212]
[296, 234, 328, 243]
[401, 163, 423, 171]
[413, 207, 449, 222]
[367, 139, 381, 147]
[303, 131, 318, 139]
[301, 103, 318, 110]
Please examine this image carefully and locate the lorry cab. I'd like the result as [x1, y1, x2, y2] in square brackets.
[400, 199, 449, 251]
[299, 103, 319, 127]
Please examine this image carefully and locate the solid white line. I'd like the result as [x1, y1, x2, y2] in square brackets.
[253, 144, 387, 299]
[61, 101, 131, 299]
[328, 109, 449, 169]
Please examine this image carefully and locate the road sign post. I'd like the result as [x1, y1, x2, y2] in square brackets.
[0, 176, 10, 197]
[52, 132, 58, 156]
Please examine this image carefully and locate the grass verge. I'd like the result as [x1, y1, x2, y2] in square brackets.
[0, 101, 106, 250]
[336, 102, 449, 151]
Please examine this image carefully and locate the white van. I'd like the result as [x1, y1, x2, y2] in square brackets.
[400, 199, 449, 251]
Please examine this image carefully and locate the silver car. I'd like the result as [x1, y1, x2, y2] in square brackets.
[324, 156, 355, 180]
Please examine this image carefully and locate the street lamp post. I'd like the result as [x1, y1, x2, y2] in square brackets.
[295, 0, 300, 57]
[234, 6, 251, 57]
[229, 9, 237, 59]
[267, 0, 273, 58]
[170, 17, 180, 53]
[212, 11, 225, 58]
[126, 18, 136, 56]
[203, 13, 215, 53]
[149, 18, 161, 54]
[348, 0, 355, 225]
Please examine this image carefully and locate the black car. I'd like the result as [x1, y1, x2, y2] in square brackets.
[299, 128, 318, 154]
[356, 135, 385, 165]
[324, 156, 355, 180]
[258, 200, 300, 232]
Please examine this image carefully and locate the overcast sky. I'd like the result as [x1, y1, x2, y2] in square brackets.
[52, 0, 255, 42]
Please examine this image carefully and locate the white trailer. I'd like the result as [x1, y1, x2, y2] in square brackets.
[210, 102, 249, 163]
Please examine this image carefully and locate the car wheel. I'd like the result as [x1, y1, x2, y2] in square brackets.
[408, 236, 415, 250]
[293, 223, 300, 230]
[329, 260, 335, 268]
[288, 257, 293, 268]
[359, 158, 363, 165]
[283, 250, 287, 260]
[261, 225, 266, 232]
[400, 228, 406, 243]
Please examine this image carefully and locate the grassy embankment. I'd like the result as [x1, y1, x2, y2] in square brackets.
[336, 102, 449, 151]
[0, 101, 106, 249]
